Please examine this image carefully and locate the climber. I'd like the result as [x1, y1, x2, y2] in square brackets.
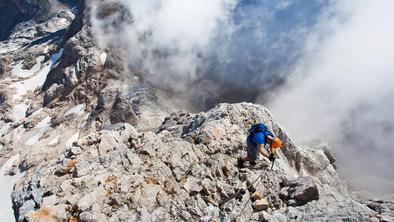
[237, 123, 282, 168]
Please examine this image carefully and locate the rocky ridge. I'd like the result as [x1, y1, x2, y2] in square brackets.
[10, 103, 393, 221]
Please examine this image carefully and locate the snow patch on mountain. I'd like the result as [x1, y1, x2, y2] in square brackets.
[64, 104, 85, 117]
[12, 103, 29, 121]
[11, 56, 45, 78]
[0, 154, 24, 221]
[48, 135, 60, 146]
[66, 131, 80, 149]
[11, 61, 51, 102]
[100, 52, 107, 65]
[25, 116, 52, 146]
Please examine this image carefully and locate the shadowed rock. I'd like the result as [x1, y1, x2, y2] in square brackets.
[280, 176, 319, 206]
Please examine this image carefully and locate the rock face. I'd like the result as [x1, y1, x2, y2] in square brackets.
[0, 1, 176, 220]
[361, 200, 394, 222]
[0, 1, 393, 222]
[280, 176, 319, 207]
[8, 103, 390, 221]
[0, 0, 50, 40]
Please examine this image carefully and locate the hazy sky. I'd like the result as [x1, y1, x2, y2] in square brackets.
[269, 0, 394, 198]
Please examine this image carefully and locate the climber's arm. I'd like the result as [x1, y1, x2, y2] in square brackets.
[258, 144, 270, 158]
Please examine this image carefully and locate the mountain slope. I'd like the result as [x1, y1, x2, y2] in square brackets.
[0, 1, 393, 221]
[10, 103, 392, 221]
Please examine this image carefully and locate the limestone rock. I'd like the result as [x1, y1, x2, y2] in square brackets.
[77, 187, 107, 211]
[280, 176, 319, 206]
[26, 205, 70, 222]
[0, 81, 388, 222]
[253, 198, 270, 211]
[251, 191, 263, 202]
[74, 160, 93, 177]
[183, 176, 203, 196]
[361, 200, 394, 222]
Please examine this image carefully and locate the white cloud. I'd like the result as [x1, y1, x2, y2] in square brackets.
[91, 0, 236, 92]
[269, 0, 394, 197]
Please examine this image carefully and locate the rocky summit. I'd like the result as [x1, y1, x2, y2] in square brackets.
[0, 1, 393, 222]
[6, 103, 394, 221]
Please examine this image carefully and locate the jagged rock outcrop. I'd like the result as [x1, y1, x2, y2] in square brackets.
[279, 177, 319, 207]
[0, 0, 51, 40]
[362, 200, 394, 222]
[0, 0, 179, 139]
[10, 103, 390, 221]
[0, 91, 5, 106]
[0, 4, 186, 219]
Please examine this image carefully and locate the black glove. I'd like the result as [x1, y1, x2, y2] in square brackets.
[269, 153, 275, 162]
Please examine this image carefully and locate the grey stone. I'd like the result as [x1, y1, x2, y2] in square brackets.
[75, 160, 93, 177]
[181, 211, 192, 220]
[138, 207, 151, 221]
[280, 177, 319, 207]
[0, 91, 5, 105]
[18, 199, 36, 219]
[184, 176, 203, 196]
[77, 187, 107, 211]
[80, 211, 95, 222]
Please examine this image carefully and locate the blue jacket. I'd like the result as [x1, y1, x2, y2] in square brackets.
[249, 132, 266, 145]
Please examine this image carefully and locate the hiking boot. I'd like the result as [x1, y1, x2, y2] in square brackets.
[250, 161, 257, 166]
[237, 158, 245, 168]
